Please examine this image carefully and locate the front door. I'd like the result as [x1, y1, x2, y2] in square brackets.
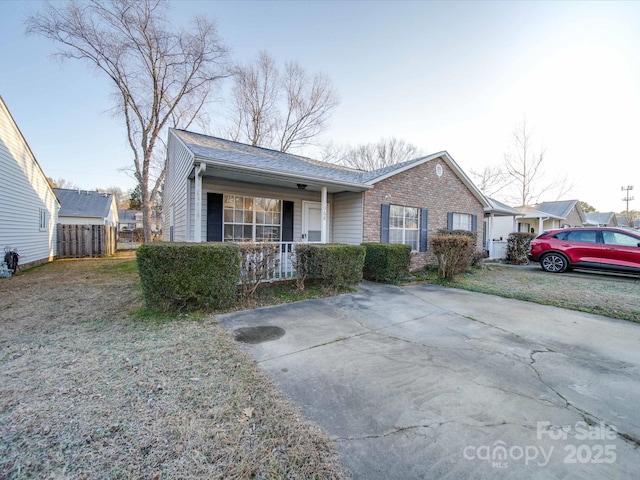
[302, 201, 326, 242]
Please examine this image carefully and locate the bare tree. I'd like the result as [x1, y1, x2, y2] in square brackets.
[228, 52, 339, 153]
[27, 0, 231, 242]
[503, 118, 572, 205]
[469, 164, 509, 198]
[99, 186, 127, 208]
[323, 137, 423, 171]
[48, 177, 79, 189]
[228, 51, 280, 147]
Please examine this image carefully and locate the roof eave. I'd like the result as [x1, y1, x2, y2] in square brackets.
[194, 156, 372, 191]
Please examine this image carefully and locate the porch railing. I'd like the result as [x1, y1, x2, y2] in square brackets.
[272, 242, 296, 280]
[239, 242, 297, 283]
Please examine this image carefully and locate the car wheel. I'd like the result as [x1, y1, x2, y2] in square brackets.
[540, 253, 568, 273]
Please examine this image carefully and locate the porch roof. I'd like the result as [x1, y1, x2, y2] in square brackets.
[173, 130, 371, 193]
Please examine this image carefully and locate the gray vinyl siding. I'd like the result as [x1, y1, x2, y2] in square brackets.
[194, 178, 334, 243]
[332, 191, 363, 244]
[0, 98, 59, 265]
[163, 130, 196, 241]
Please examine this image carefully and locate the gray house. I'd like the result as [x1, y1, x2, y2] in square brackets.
[163, 129, 490, 271]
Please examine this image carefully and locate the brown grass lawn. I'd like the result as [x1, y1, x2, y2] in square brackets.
[416, 263, 640, 323]
[0, 252, 347, 479]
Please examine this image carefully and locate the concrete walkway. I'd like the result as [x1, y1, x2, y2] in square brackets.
[218, 282, 640, 479]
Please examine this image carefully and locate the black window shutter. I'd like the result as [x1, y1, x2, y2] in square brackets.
[420, 208, 428, 252]
[380, 204, 390, 243]
[447, 212, 453, 230]
[282, 201, 294, 242]
[206, 193, 223, 241]
[471, 214, 478, 232]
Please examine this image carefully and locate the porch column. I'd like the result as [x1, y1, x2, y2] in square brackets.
[487, 214, 494, 258]
[193, 163, 206, 242]
[321, 186, 328, 243]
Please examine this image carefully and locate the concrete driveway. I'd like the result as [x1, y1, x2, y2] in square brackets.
[218, 282, 640, 479]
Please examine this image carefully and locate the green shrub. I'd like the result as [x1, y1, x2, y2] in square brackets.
[294, 244, 365, 290]
[430, 235, 473, 280]
[505, 232, 535, 264]
[361, 242, 411, 284]
[137, 242, 240, 313]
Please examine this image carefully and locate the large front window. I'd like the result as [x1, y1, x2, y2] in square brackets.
[223, 195, 281, 242]
[389, 205, 419, 251]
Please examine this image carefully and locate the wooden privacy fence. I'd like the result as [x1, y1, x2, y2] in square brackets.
[57, 224, 117, 258]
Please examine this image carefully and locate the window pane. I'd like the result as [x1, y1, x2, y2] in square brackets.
[224, 209, 233, 222]
[224, 224, 233, 240]
[405, 208, 418, 229]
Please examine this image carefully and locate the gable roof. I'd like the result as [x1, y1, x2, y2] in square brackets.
[171, 129, 489, 206]
[534, 200, 581, 220]
[54, 188, 114, 218]
[584, 212, 616, 226]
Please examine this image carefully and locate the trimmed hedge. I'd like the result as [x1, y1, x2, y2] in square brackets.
[137, 242, 241, 313]
[506, 232, 535, 264]
[430, 235, 473, 280]
[295, 243, 365, 289]
[361, 242, 411, 284]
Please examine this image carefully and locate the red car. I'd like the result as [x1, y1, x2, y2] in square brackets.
[529, 227, 640, 274]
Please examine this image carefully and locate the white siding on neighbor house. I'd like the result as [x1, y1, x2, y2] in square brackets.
[194, 178, 334, 243]
[0, 98, 59, 266]
[163, 130, 195, 241]
[332, 191, 363, 244]
[491, 216, 518, 241]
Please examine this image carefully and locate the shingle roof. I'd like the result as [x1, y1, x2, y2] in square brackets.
[173, 130, 367, 186]
[485, 197, 519, 215]
[534, 200, 579, 219]
[171, 129, 489, 206]
[584, 212, 615, 225]
[54, 188, 113, 218]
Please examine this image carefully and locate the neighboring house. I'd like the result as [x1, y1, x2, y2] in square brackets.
[484, 198, 521, 259]
[118, 209, 163, 242]
[0, 96, 60, 268]
[515, 200, 586, 234]
[118, 209, 143, 232]
[584, 212, 618, 227]
[163, 129, 489, 270]
[54, 188, 119, 227]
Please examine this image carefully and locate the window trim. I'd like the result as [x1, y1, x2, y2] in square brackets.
[39, 209, 47, 231]
[389, 204, 420, 252]
[222, 194, 283, 243]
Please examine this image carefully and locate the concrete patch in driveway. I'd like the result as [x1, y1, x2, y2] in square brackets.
[217, 281, 640, 479]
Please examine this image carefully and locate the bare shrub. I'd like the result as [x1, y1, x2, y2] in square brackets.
[239, 243, 280, 298]
[506, 232, 535, 264]
[431, 235, 473, 280]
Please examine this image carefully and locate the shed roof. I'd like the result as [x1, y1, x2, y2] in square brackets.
[54, 188, 114, 218]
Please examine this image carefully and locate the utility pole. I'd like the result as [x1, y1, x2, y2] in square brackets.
[622, 185, 634, 223]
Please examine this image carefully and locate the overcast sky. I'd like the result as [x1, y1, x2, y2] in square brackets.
[2, 0, 639, 212]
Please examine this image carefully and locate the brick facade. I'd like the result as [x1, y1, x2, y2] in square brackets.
[363, 158, 485, 270]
